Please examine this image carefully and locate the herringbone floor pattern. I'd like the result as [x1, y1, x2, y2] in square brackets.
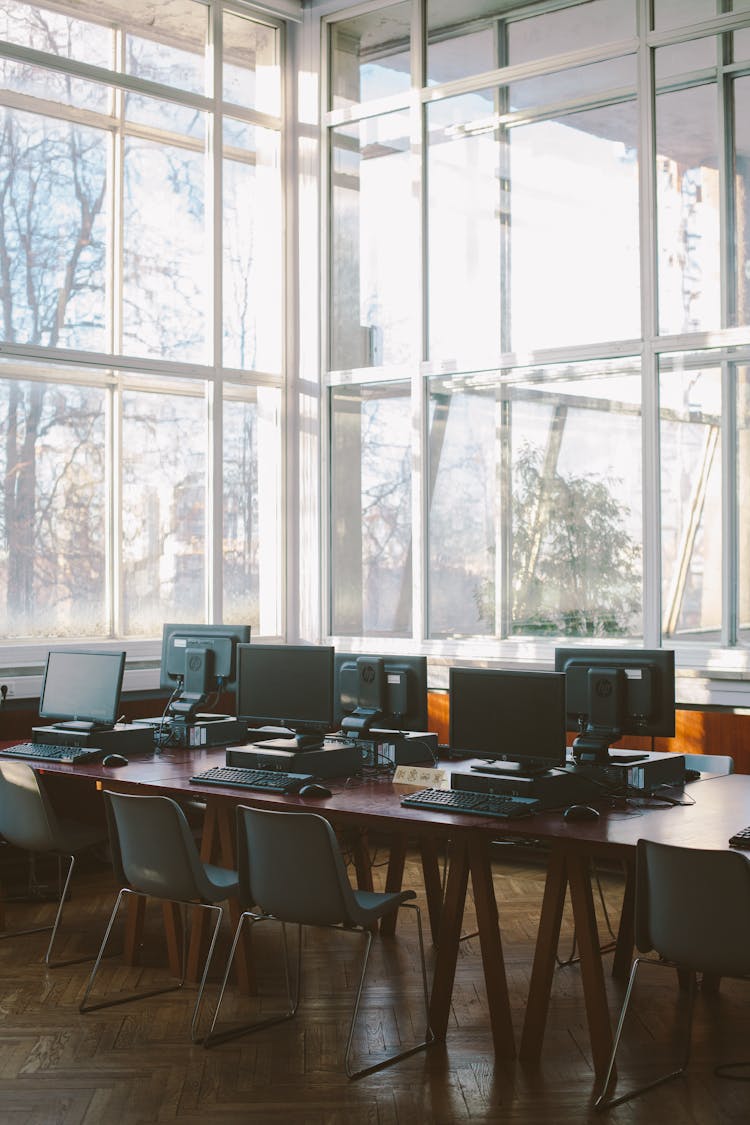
[1, 843, 748, 1124]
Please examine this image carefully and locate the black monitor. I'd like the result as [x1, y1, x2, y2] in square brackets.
[449, 667, 567, 776]
[160, 622, 251, 720]
[554, 646, 676, 763]
[236, 643, 335, 750]
[39, 649, 126, 731]
[334, 652, 429, 738]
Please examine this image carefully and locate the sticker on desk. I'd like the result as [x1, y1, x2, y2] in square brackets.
[393, 765, 449, 789]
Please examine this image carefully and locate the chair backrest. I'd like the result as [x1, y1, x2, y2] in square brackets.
[683, 753, 734, 775]
[0, 761, 60, 852]
[236, 805, 360, 927]
[105, 791, 218, 904]
[635, 838, 750, 978]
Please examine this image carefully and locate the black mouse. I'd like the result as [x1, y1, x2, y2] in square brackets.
[102, 753, 129, 767]
[298, 782, 332, 798]
[564, 803, 600, 822]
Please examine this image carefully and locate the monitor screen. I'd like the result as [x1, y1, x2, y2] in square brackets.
[449, 667, 567, 769]
[160, 623, 250, 711]
[334, 653, 428, 736]
[554, 646, 675, 762]
[39, 650, 126, 728]
[236, 644, 335, 748]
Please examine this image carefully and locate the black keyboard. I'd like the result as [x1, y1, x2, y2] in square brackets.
[0, 741, 102, 764]
[190, 765, 314, 793]
[729, 825, 750, 848]
[400, 787, 540, 819]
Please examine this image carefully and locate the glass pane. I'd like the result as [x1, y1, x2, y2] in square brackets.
[125, 0, 206, 94]
[735, 76, 750, 326]
[0, 378, 106, 638]
[223, 387, 281, 632]
[121, 389, 206, 634]
[509, 102, 640, 352]
[509, 56, 636, 110]
[125, 91, 205, 140]
[510, 362, 643, 637]
[0, 107, 108, 351]
[660, 358, 722, 640]
[223, 128, 282, 373]
[738, 365, 750, 644]
[736, 28, 750, 62]
[654, 0, 719, 31]
[223, 11, 280, 116]
[330, 2, 411, 111]
[427, 28, 497, 87]
[656, 80, 720, 335]
[0, 57, 110, 110]
[330, 383, 412, 636]
[654, 39, 717, 81]
[330, 112, 415, 370]
[427, 90, 502, 365]
[508, 0, 636, 64]
[0, 1, 112, 66]
[122, 134, 207, 362]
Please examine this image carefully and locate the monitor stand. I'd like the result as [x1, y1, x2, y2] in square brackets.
[470, 759, 553, 779]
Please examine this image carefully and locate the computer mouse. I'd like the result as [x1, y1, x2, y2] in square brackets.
[102, 753, 129, 767]
[563, 803, 600, 822]
[298, 782, 332, 798]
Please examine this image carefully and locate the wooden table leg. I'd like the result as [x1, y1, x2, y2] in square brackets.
[520, 845, 568, 1064]
[420, 836, 445, 944]
[351, 829, 374, 891]
[429, 836, 470, 1041]
[380, 837, 407, 937]
[468, 833, 515, 1058]
[566, 851, 614, 1079]
[612, 856, 635, 981]
[123, 893, 146, 965]
[162, 902, 183, 976]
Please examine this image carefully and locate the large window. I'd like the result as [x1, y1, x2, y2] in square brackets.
[0, 1, 284, 645]
[323, 0, 750, 670]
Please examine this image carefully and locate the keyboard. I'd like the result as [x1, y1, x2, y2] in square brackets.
[190, 765, 314, 793]
[400, 787, 540, 819]
[0, 741, 102, 764]
[729, 825, 750, 848]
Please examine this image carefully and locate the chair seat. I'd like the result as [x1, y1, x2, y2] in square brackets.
[351, 888, 416, 926]
[203, 863, 240, 900]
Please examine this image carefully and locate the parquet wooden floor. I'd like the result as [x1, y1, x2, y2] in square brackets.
[1, 842, 749, 1124]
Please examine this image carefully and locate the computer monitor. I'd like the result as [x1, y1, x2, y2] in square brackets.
[160, 622, 251, 720]
[554, 646, 676, 763]
[39, 649, 126, 731]
[236, 643, 335, 750]
[334, 653, 429, 738]
[449, 667, 567, 776]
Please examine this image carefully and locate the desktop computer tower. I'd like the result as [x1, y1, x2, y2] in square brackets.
[451, 761, 601, 809]
[32, 722, 155, 756]
[226, 740, 364, 778]
[353, 729, 438, 768]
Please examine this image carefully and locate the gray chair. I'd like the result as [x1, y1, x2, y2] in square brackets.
[205, 805, 434, 1078]
[79, 791, 239, 1043]
[595, 838, 750, 1110]
[0, 760, 107, 966]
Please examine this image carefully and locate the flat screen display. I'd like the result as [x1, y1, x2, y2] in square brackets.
[39, 650, 126, 727]
[449, 667, 567, 766]
[236, 644, 335, 734]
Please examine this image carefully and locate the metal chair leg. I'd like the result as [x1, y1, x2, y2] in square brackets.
[595, 957, 696, 1111]
[0, 853, 95, 968]
[203, 916, 302, 1047]
[345, 902, 434, 1080]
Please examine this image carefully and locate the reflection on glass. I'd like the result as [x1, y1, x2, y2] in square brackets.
[508, 0, 635, 63]
[653, 0, 716, 31]
[660, 359, 721, 640]
[125, 93, 205, 140]
[735, 76, 750, 326]
[125, 0, 206, 93]
[0, 1, 112, 66]
[736, 28, 750, 62]
[509, 56, 636, 110]
[330, 2, 411, 110]
[656, 81, 719, 334]
[0, 107, 108, 351]
[330, 383, 412, 636]
[427, 362, 643, 638]
[223, 130, 282, 373]
[223, 12, 279, 116]
[427, 28, 496, 88]
[654, 38, 716, 81]
[330, 112, 415, 370]
[0, 57, 109, 110]
[121, 389, 205, 634]
[223, 388, 281, 632]
[0, 378, 105, 637]
[123, 136, 206, 362]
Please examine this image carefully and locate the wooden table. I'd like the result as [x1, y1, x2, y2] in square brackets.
[9, 744, 750, 1080]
